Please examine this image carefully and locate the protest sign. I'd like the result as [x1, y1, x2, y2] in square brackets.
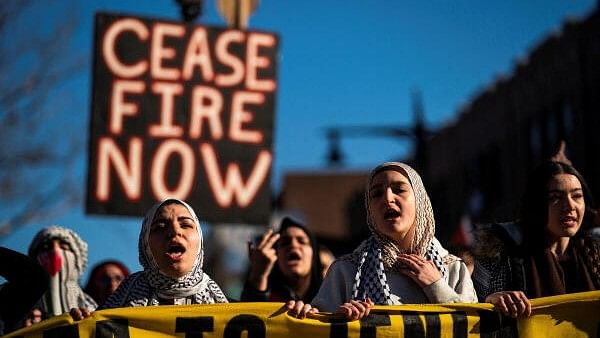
[86, 13, 278, 224]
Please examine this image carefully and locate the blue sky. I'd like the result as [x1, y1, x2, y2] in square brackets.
[1, 0, 596, 283]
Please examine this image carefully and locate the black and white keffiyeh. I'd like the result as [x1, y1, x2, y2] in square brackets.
[102, 199, 227, 308]
[347, 162, 450, 304]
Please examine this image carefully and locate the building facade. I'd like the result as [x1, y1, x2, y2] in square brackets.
[424, 8, 600, 241]
[280, 8, 600, 250]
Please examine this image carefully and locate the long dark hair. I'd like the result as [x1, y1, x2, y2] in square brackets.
[519, 160, 600, 287]
[268, 217, 323, 302]
[84, 260, 130, 305]
[519, 161, 595, 251]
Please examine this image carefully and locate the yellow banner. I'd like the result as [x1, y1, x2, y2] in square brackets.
[4, 291, 599, 338]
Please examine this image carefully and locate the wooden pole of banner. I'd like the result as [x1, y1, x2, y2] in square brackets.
[216, 0, 259, 29]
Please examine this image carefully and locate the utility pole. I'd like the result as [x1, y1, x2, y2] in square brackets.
[325, 90, 431, 174]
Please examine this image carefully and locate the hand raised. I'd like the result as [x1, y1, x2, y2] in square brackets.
[247, 229, 280, 291]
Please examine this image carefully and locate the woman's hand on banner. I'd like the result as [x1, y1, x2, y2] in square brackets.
[285, 300, 319, 319]
[335, 298, 373, 321]
[70, 307, 93, 321]
[486, 291, 531, 318]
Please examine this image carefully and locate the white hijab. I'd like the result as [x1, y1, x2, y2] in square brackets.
[102, 199, 228, 308]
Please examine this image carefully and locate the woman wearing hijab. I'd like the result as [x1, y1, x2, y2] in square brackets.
[290, 162, 476, 320]
[241, 217, 323, 303]
[473, 160, 600, 318]
[103, 198, 227, 308]
[71, 199, 227, 320]
[84, 260, 130, 307]
[28, 226, 97, 318]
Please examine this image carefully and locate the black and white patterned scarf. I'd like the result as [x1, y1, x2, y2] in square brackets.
[348, 162, 449, 304]
[28, 226, 97, 316]
[102, 199, 227, 308]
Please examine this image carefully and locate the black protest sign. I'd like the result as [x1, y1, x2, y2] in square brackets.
[86, 12, 278, 224]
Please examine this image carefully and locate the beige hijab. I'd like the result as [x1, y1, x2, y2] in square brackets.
[346, 162, 448, 304]
[364, 162, 436, 270]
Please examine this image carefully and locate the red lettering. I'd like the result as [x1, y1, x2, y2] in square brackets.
[151, 140, 195, 200]
[149, 82, 184, 137]
[110, 80, 145, 135]
[151, 22, 185, 80]
[183, 27, 214, 82]
[229, 91, 264, 144]
[96, 137, 142, 201]
[215, 31, 245, 87]
[189, 86, 224, 140]
[200, 143, 271, 207]
[102, 18, 149, 78]
[246, 33, 276, 92]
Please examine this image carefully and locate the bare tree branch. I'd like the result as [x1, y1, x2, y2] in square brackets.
[0, 0, 85, 238]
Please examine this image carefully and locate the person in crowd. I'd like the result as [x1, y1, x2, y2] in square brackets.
[289, 162, 477, 320]
[0, 247, 49, 335]
[28, 226, 97, 319]
[472, 160, 600, 318]
[71, 198, 228, 319]
[241, 217, 323, 303]
[319, 245, 335, 278]
[84, 260, 130, 307]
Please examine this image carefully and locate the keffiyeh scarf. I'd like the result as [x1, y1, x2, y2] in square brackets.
[102, 199, 227, 308]
[347, 162, 449, 305]
[28, 226, 97, 316]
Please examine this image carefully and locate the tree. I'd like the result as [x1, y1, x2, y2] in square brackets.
[0, 0, 85, 238]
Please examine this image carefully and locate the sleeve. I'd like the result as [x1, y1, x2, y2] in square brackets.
[81, 292, 98, 311]
[0, 247, 49, 330]
[422, 260, 477, 303]
[239, 281, 270, 302]
[310, 260, 354, 312]
[472, 259, 494, 302]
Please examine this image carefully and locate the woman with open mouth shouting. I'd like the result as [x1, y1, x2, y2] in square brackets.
[288, 162, 477, 320]
[241, 217, 323, 303]
[70, 198, 227, 319]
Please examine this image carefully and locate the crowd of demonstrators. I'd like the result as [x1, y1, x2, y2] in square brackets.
[472, 160, 600, 318]
[241, 217, 323, 303]
[27, 226, 98, 320]
[3, 146, 600, 333]
[84, 260, 130, 307]
[289, 162, 477, 320]
[0, 247, 49, 335]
